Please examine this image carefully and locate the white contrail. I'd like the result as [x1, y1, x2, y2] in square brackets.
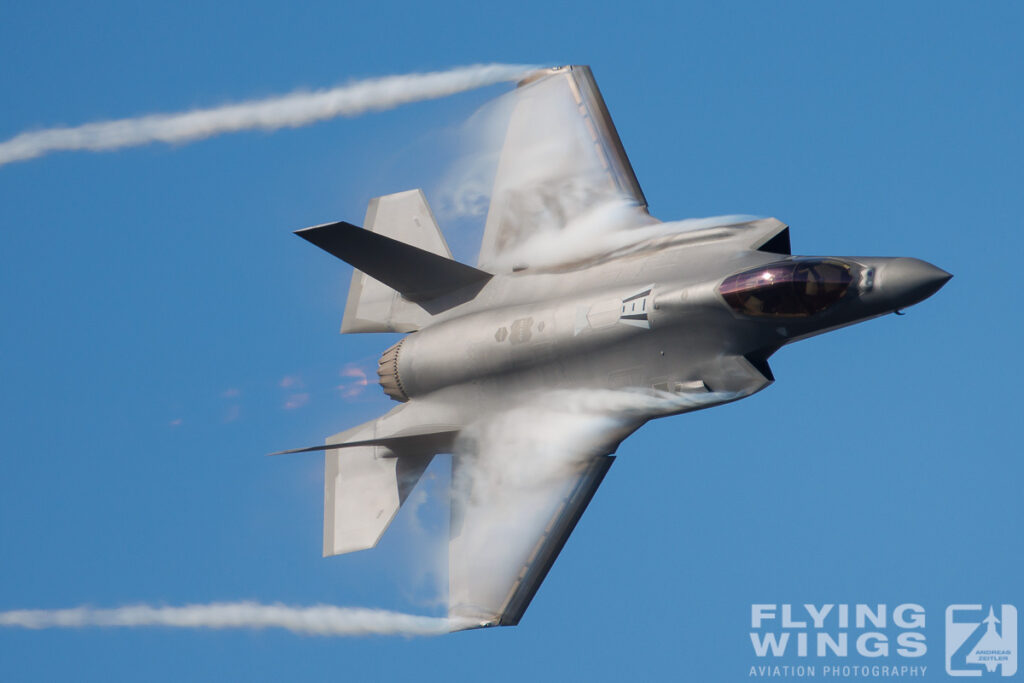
[0, 63, 537, 167]
[0, 602, 473, 637]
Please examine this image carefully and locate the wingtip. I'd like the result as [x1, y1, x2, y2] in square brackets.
[293, 220, 357, 237]
[447, 617, 499, 633]
[515, 64, 589, 86]
[266, 444, 329, 456]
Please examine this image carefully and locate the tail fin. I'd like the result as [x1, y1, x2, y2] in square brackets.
[363, 189, 451, 255]
[297, 190, 491, 333]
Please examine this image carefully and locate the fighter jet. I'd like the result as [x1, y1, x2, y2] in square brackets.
[275, 65, 950, 629]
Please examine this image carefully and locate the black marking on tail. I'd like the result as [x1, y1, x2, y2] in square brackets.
[296, 221, 492, 310]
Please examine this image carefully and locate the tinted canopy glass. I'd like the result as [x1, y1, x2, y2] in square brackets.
[720, 260, 853, 317]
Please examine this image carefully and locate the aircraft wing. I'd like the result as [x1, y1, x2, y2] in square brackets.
[476, 65, 651, 271]
[447, 403, 637, 628]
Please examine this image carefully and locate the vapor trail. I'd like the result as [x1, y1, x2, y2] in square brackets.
[0, 602, 472, 637]
[0, 63, 537, 167]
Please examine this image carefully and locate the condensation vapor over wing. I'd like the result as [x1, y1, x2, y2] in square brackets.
[474, 66, 654, 271]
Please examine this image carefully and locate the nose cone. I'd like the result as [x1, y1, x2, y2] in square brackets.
[878, 258, 952, 309]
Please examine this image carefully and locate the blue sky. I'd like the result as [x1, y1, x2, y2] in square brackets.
[1, 2, 1022, 680]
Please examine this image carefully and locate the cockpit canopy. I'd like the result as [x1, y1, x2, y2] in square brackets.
[720, 259, 853, 318]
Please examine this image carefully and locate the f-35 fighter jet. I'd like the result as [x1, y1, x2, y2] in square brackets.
[277, 66, 950, 630]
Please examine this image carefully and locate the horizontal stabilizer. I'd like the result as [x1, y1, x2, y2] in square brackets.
[319, 418, 457, 557]
[296, 221, 492, 308]
[323, 443, 433, 556]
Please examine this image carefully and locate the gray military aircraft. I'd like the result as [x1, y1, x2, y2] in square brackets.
[275, 65, 950, 630]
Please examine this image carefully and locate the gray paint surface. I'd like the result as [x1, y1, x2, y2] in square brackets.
[284, 65, 951, 629]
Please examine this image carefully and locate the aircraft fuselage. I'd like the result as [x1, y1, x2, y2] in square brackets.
[381, 218, 950, 420]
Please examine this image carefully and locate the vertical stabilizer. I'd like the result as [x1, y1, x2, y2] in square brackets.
[341, 190, 450, 333]
[364, 189, 453, 255]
